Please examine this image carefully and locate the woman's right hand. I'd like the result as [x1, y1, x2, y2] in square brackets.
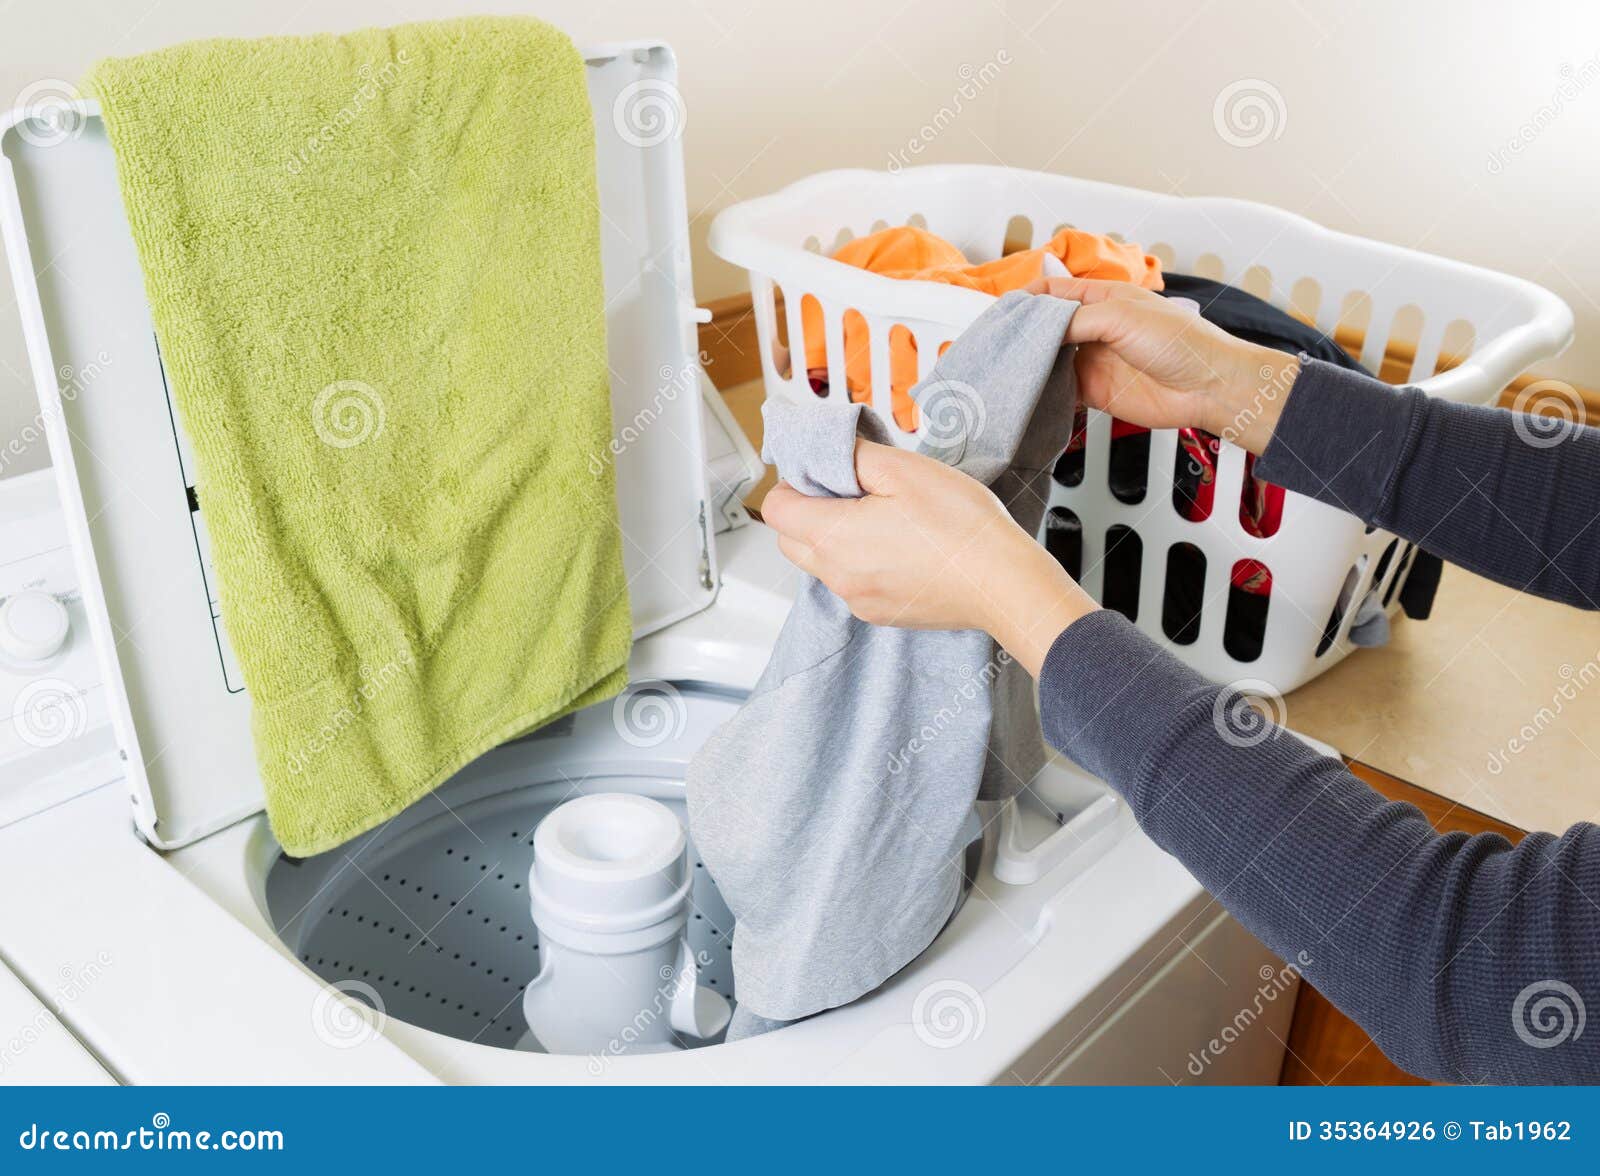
[1026, 277, 1302, 455]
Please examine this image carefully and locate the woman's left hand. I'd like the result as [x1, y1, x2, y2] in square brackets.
[760, 437, 1096, 676]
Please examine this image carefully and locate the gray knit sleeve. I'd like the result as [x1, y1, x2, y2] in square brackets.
[1038, 609, 1600, 1083]
[1255, 358, 1600, 610]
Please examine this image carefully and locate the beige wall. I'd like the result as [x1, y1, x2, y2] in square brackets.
[3, 0, 1596, 478]
[995, 0, 1600, 386]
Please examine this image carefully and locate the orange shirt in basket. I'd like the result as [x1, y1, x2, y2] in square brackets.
[799, 225, 1163, 430]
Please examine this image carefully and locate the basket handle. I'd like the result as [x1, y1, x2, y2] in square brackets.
[1412, 285, 1574, 405]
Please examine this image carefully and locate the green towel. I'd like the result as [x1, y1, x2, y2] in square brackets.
[87, 17, 631, 856]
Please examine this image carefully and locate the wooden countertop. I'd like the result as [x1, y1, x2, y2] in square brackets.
[1287, 568, 1600, 836]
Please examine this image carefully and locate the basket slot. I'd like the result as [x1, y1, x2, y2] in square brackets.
[1161, 542, 1207, 646]
[1054, 443, 1084, 489]
[1192, 252, 1225, 282]
[1433, 319, 1478, 378]
[1003, 214, 1034, 254]
[1288, 276, 1323, 328]
[1102, 525, 1143, 622]
[1044, 506, 1082, 579]
[1108, 429, 1151, 504]
[1239, 265, 1274, 302]
[1407, 311, 1449, 384]
[1315, 555, 1370, 656]
[1222, 561, 1271, 664]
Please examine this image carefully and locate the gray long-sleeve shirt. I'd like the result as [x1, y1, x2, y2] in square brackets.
[1038, 358, 1600, 1083]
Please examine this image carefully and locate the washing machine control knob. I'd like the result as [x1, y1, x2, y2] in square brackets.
[0, 590, 70, 662]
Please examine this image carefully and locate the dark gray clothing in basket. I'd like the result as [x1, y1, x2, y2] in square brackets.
[688, 290, 1079, 1032]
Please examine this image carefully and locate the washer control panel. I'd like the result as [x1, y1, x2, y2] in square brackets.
[0, 590, 71, 663]
[0, 470, 119, 827]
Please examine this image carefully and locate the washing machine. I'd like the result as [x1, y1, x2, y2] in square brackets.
[0, 41, 1296, 1085]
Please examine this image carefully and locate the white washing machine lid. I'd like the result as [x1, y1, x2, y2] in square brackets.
[0, 41, 716, 848]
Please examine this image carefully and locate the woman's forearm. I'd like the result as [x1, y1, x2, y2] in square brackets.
[1038, 610, 1600, 1083]
[1236, 358, 1600, 611]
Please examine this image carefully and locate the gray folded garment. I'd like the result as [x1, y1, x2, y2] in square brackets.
[1347, 588, 1391, 647]
[686, 289, 1080, 1032]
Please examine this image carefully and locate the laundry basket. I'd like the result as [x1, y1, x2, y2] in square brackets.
[708, 165, 1573, 692]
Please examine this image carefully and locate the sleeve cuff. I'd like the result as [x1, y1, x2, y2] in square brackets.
[1038, 609, 1215, 785]
[1253, 356, 1424, 522]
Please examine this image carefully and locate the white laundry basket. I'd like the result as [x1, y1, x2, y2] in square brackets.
[709, 165, 1573, 692]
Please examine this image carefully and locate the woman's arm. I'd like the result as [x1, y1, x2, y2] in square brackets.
[1037, 275, 1600, 610]
[760, 279, 1600, 1081]
[1250, 359, 1600, 611]
[767, 442, 1600, 1082]
[1041, 607, 1600, 1084]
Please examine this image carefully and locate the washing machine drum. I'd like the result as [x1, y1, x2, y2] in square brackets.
[263, 682, 744, 1053]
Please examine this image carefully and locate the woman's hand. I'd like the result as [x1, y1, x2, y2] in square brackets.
[760, 439, 1097, 676]
[1028, 277, 1301, 454]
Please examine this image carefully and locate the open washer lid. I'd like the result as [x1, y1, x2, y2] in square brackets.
[0, 41, 717, 848]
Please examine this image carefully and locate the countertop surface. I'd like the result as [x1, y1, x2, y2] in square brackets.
[722, 379, 1600, 836]
[1286, 566, 1600, 836]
